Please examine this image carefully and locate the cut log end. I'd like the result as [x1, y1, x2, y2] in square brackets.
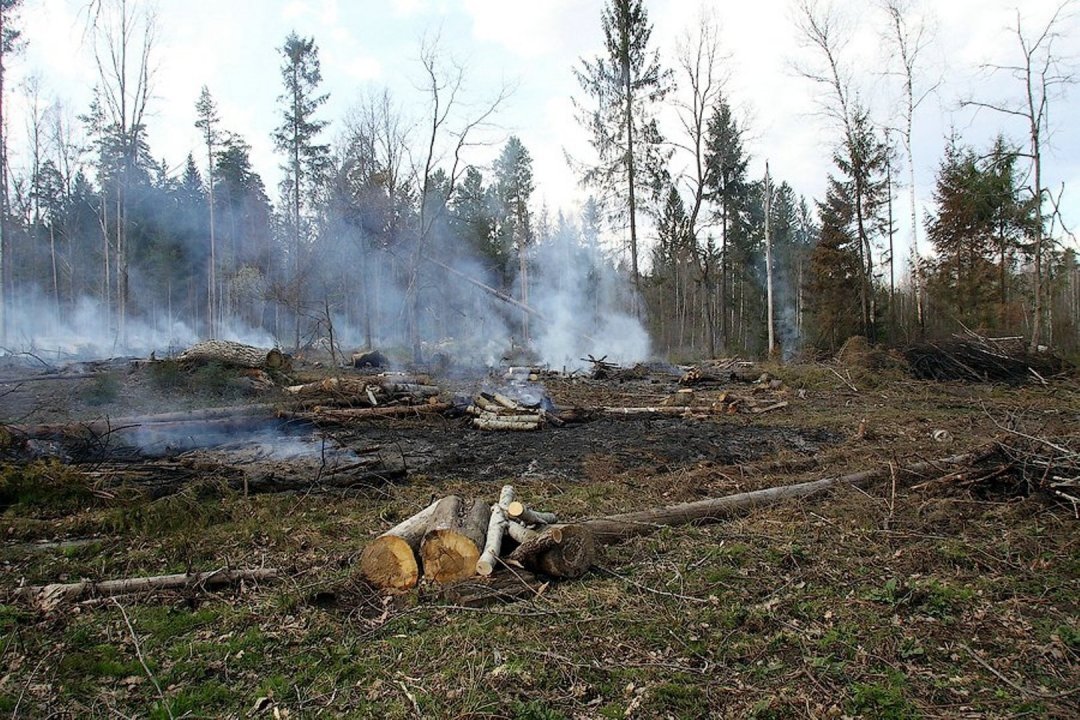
[421, 529, 483, 583]
[359, 535, 420, 591]
[534, 524, 594, 579]
[508, 523, 595, 579]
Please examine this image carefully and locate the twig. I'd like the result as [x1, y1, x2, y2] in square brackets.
[959, 642, 1080, 700]
[828, 366, 858, 392]
[596, 565, 709, 604]
[113, 598, 173, 719]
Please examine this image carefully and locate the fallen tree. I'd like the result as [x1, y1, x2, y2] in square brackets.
[178, 340, 289, 371]
[578, 451, 985, 545]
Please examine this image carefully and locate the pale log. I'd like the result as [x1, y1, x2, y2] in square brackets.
[15, 568, 278, 611]
[475, 504, 508, 576]
[358, 500, 442, 590]
[473, 417, 540, 431]
[506, 519, 541, 544]
[498, 485, 516, 509]
[420, 497, 491, 583]
[506, 501, 558, 525]
[506, 524, 595, 579]
[299, 403, 451, 422]
[491, 392, 521, 410]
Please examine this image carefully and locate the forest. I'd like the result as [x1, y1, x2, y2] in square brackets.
[0, 0, 1077, 364]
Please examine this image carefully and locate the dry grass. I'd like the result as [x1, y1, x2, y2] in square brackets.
[0, 368, 1077, 718]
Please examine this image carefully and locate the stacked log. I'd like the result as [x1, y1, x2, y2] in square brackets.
[466, 391, 554, 431]
[359, 485, 593, 591]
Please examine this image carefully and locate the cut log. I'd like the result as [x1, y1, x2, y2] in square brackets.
[498, 485, 516, 509]
[472, 417, 540, 431]
[293, 403, 451, 423]
[14, 567, 278, 611]
[506, 523, 595, 579]
[13, 404, 279, 440]
[284, 377, 372, 397]
[491, 392, 522, 410]
[358, 500, 442, 591]
[475, 504, 508, 576]
[506, 501, 558, 525]
[352, 350, 388, 368]
[420, 496, 491, 583]
[580, 451, 986, 545]
[178, 340, 288, 370]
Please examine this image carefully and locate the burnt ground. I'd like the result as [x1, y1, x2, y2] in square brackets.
[0, 357, 1077, 718]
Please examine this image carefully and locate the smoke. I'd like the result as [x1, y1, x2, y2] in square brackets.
[2, 286, 275, 361]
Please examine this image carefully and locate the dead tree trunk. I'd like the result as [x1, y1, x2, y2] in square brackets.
[580, 452, 983, 545]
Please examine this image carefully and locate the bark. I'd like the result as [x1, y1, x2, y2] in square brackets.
[506, 501, 558, 526]
[476, 503, 508, 576]
[359, 499, 442, 591]
[428, 570, 545, 607]
[15, 568, 278, 611]
[292, 403, 451, 423]
[580, 452, 983, 545]
[506, 523, 595, 579]
[420, 496, 491, 583]
[178, 340, 288, 370]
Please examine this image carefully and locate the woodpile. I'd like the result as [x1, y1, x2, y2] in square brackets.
[358, 452, 986, 600]
[178, 339, 290, 371]
[904, 334, 1069, 384]
[465, 391, 561, 431]
[283, 373, 445, 424]
[359, 486, 589, 591]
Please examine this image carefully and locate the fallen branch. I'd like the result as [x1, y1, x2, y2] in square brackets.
[14, 568, 279, 611]
[580, 452, 985, 545]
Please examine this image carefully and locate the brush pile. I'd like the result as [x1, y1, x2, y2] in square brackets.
[904, 334, 1069, 383]
[283, 374, 448, 424]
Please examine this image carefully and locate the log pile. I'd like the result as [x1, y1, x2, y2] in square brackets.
[465, 391, 559, 431]
[178, 339, 290, 371]
[359, 486, 592, 591]
[679, 359, 766, 386]
[904, 334, 1069, 383]
[283, 373, 445, 424]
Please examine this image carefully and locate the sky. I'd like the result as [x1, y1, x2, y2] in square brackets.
[7, 0, 1080, 271]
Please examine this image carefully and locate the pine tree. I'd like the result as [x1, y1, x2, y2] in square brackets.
[272, 32, 330, 347]
[703, 95, 749, 351]
[573, 0, 671, 315]
[195, 85, 221, 336]
[492, 136, 535, 340]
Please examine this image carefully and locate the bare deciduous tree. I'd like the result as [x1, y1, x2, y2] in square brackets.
[961, 2, 1077, 351]
[881, 0, 938, 334]
[88, 0, 156, 340]
[406, 35, 511, 361]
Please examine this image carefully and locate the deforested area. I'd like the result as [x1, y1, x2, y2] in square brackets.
[1, 0, 1078, 718]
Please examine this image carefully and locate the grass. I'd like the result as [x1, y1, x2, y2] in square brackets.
[0, 373, 1077, 717]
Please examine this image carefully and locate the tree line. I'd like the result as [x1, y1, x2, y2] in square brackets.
[0, 0, 1076, 361]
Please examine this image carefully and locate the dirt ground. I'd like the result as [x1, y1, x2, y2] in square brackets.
[0, 355, 1077, 718]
